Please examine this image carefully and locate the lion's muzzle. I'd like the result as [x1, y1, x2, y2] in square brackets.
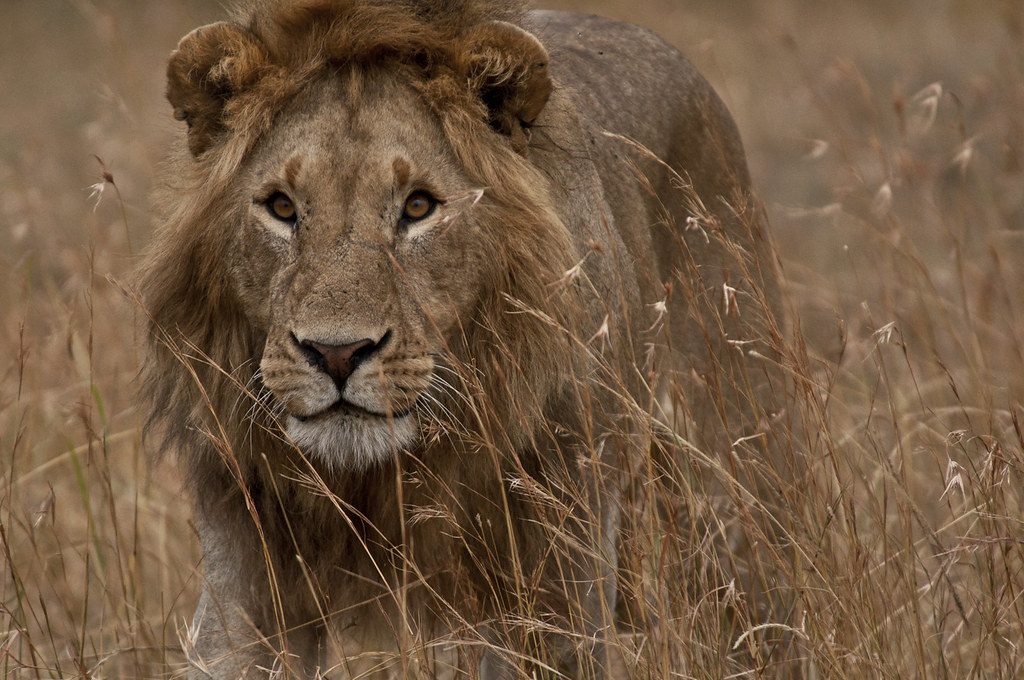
[259, 323, 435, 465]
[295, 330, 389, 393]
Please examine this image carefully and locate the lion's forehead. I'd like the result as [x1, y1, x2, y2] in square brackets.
[258, 71, 447, 171]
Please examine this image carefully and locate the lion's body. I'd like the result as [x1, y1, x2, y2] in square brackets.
[141, 3, 781, 678]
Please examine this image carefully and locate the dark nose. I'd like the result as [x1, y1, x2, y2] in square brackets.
[297, 333, 387, 389]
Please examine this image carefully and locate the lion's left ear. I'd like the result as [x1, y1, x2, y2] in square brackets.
[166, 22, 271, 157]
[458, 21, 553, 148]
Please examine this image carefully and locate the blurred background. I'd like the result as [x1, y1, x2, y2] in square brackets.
[2, 0, 1023, 677]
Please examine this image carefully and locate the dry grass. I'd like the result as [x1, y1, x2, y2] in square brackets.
[2, 0, 1023, 677]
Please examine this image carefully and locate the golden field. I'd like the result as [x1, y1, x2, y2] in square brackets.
[2, 0, 1022, 677]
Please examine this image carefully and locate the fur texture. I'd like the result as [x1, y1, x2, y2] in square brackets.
[140, 1, 782, 678]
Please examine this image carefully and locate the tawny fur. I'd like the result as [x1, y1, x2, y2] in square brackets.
[139, 1, 784, 678]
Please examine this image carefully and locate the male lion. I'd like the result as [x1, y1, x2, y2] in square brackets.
[140, 0, 783, 678]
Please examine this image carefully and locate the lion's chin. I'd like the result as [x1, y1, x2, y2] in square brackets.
[285, 411, 418, 470]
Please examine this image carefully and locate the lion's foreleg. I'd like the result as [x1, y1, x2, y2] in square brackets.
[557, 467, 621, 680]
[540, 440, 631, 679]
[556, 427, 650, 679]
[187, 496, 319, 679]
[187, 585, 274, 679]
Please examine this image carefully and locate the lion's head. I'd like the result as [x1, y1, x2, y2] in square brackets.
[141, 0, 580, 470]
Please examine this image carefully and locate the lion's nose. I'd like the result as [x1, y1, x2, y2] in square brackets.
[296, 333, 387, 389]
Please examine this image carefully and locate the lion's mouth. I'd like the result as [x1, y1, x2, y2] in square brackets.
[293, 397, 416, 423]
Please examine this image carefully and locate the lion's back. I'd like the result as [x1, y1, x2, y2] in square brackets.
[530, 11, 765, 293]
[532, 10, 783, 447]
[530, 11, 752, 191]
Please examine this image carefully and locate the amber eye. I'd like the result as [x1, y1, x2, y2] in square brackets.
[266, 192, 297, 224]
[402, 192, 437, 222]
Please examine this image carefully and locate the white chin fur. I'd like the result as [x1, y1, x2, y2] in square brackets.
[286, 413, 418, 470]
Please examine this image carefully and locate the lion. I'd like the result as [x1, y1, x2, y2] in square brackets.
[139, 0, 784, 678]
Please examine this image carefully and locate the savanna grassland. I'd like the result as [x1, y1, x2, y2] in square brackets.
[2, 1, 1023, 677]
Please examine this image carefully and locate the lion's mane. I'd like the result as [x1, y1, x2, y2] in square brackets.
[139, 0, 581, 483]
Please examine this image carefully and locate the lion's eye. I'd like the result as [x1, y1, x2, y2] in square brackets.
[402, 192, 437, 222]
[266, 192, 298, 225]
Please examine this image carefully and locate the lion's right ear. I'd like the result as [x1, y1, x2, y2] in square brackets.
[167, 22, 270, 157]
[457, 21, 553, 152]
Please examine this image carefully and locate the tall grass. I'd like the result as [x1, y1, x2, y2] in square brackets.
[2, 0, 1023, 678]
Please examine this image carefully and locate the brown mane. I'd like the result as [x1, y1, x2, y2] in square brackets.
[240, 0, 524, 67]
[138, 0, 578, 485]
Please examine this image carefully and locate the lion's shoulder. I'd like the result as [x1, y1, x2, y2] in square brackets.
[527, 10, 744, 176]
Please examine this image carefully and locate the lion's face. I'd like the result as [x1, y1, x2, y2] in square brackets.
[231, 73, 483, 466]
[150, 11, 566, 469]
